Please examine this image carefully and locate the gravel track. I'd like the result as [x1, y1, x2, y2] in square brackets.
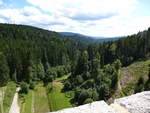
[9, 87, 20, 113]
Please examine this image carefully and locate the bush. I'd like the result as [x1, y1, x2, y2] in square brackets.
[92, 90, 99, 101]
[83, 98, 93, 104]
[65, 91, 74, 98]
[99, 84, 110, 100]
[20, 82, 29, 94]
[74, 87, 81, 100]
[46, 83, 54, 93]
[43, 74, 54, 84]
[134, 77, 144, 93]
[76, 75, 84, 84]
[64, 81, 72, 90]
[78, 89, 92, 105]
[57, 66, 65, 77]
[29, 82, 35, 89]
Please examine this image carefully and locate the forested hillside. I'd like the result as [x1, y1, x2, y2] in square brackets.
[0, 23, 150, 107]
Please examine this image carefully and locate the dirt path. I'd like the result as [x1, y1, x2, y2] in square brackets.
[0, 91, 3, 113]
[32, 91, 35, 113]
[9, 87, 20, 113]
[0, 88, 5, 113]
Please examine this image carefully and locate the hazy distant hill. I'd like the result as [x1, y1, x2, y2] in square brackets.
[59, 32, 123, 42]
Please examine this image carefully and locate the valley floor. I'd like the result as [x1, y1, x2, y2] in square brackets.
[47, 75, 73, 111]
[19, 74, 73, 113]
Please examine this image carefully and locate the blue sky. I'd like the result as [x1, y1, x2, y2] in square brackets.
[0, 0, 150, 37]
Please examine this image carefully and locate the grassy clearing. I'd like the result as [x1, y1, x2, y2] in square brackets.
[3, 82, 16, 113]
[34, 83, 49, 113]
[120, 59, 150, 95]
[0, 86, 6, 113]
[20, 90, 33, 113]
[47, 80, 73, 111]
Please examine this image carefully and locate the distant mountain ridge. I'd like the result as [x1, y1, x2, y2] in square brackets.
[59, 32, 123, 42]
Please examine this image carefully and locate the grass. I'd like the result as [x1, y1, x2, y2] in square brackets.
[47, 80, 73, 111]
[2, 82, 16, 113]
[55, 74, 70, 81]
[122, 82, 135, 96]
[34, 83, 49, 113]
[0, 86, 6, 113]
[18, 74, 72, 113]
[20, 90, 33, 113]
[121, 59, 150, 80]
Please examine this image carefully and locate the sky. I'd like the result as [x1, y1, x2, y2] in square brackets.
[0, 0, 150, 37]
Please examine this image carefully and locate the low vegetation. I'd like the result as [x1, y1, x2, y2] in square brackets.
[19, 74, 73, 112]
[3, 82, 16, 113]
[20, 90, 33, 113]
[34, 83, 49, 113]
[121, 59, 150, 96]
[0, 86, 6, 113]
[47, 82, 73, 111]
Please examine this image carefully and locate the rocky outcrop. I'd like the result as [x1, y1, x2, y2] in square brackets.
[110, 103, 130, 113]
[49, 91, 150, 113]
[115, 91, 150, 113]
[50, 101, 119, 113]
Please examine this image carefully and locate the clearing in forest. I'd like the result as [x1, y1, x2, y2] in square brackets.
[20, 90, 33, 113]
[34, 83, 49, 113]
[47, 74, 74, 111]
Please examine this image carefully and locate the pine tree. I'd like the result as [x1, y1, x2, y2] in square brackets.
[22, 53, 35, 83]
[91, 58, 100, 77]
[37, 59, 45, 80]
[42, 51, 50, 72]
[0, 52, 10, 86]
[12, 69, 17, 82]
[74, 51, 89, 76]
[113, 59, 122, 90]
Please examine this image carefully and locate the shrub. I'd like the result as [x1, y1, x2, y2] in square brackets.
[20, 82, 29, 94]
[83, 98, 93, 104]
[64, 81, 72, 90]
[29, 82, 35, 89]
[134, 77, 144, 93]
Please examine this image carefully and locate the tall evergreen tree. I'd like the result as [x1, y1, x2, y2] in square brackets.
[22, 53, 35, 83]
[113, 59, 122, 90]
[0, 52, 10, 86]
[36, 59, 45, 80]
[42, 51, 50, 72]
[74, 51, 89, 76]
[12, 69, 17, 82]
[91, 52, 101, 78]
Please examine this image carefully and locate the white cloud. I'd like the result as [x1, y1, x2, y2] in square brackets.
[25, 0, 150, 37]
[26, 0, 138, 21]
[80, 16, 150, 37]
[50, 16, 150, 37]
[0, 0, 149, 37]
[0, 0, 3, 5]
[0, 6, 64, 28]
